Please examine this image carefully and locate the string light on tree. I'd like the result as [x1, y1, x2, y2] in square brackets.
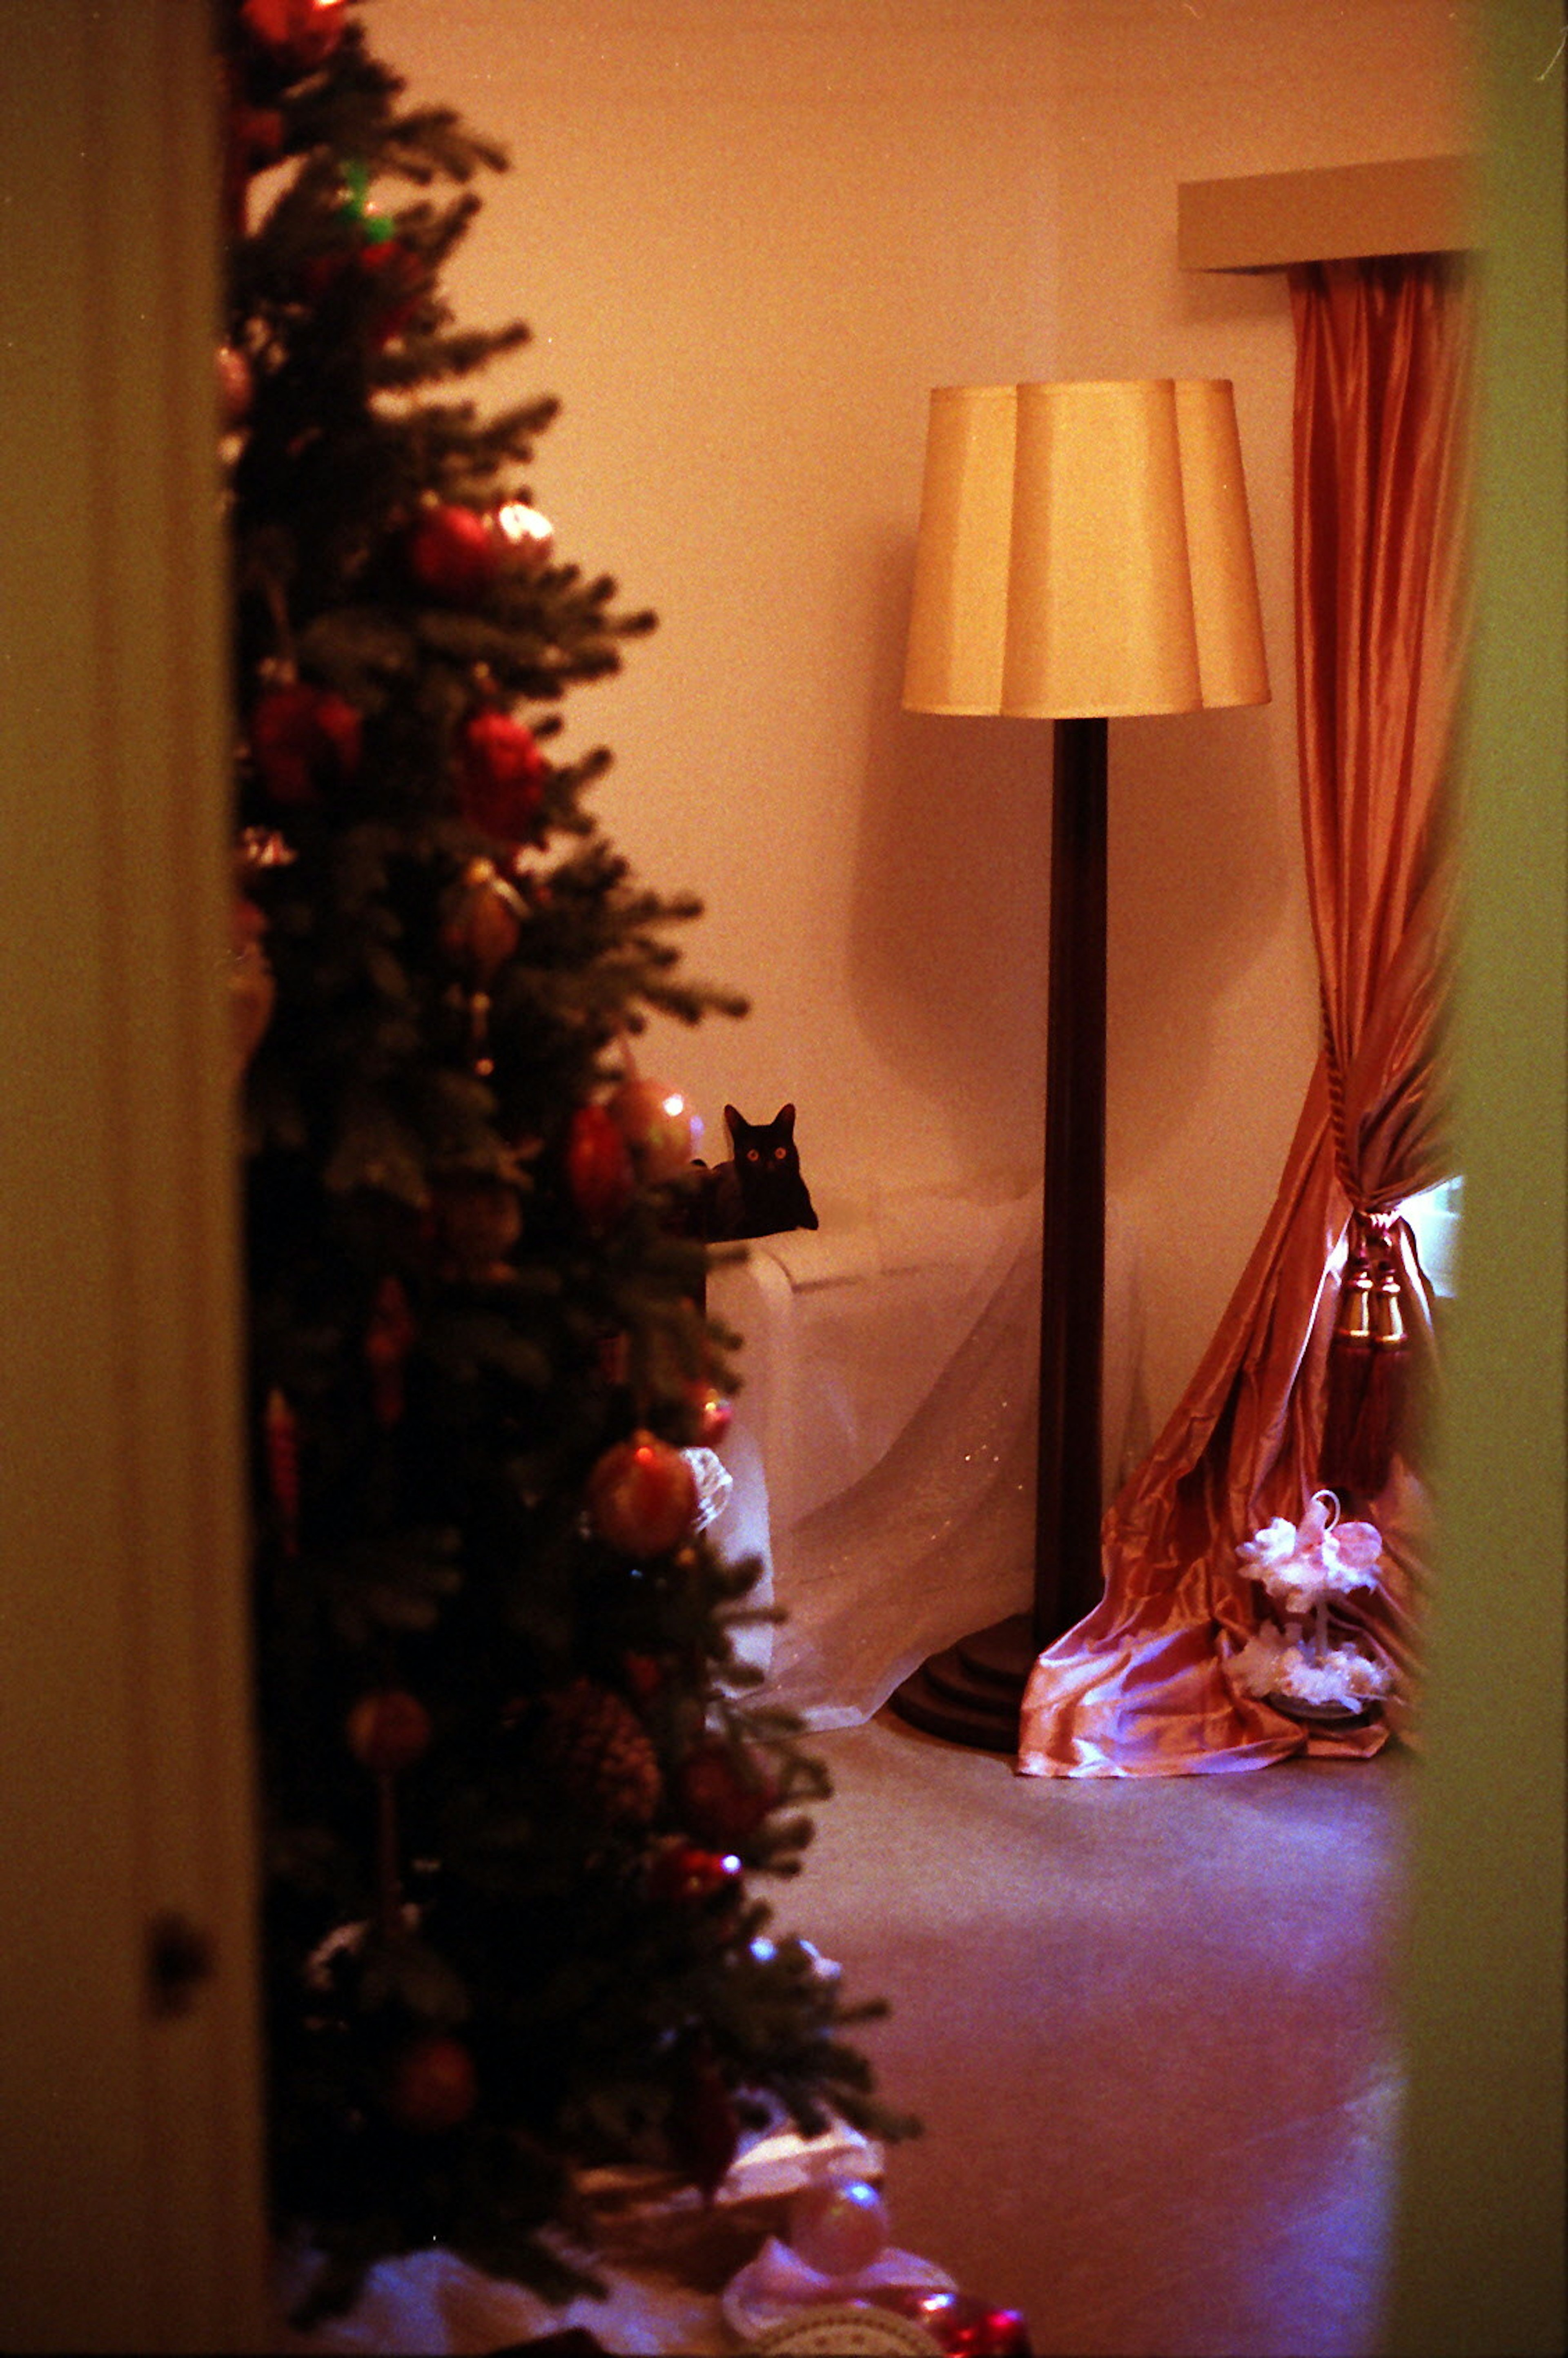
[495, 498, 555, 573]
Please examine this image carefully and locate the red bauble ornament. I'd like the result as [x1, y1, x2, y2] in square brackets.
[675, 1738, 778, 1849]
[456, 709, 548, 843]
[408, 502, 499, 603]
[441, 857, 526, 980]
[251, 679, 361, 805]
[241, 0, 347, 66]
[566, 1103, 634, 1231]
[587, 1431, 698, 1557]
[609, 1076, 703, 1185]
[346, 1689, 432, 1775]
[387, 2032, 477, 2134]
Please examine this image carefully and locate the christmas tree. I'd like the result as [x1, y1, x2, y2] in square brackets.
[222, 0, 903, 2319]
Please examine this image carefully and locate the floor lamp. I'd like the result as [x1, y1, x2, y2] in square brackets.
[891, 379, 1270, 1750]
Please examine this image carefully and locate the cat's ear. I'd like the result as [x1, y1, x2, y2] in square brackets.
[776, 1103, 796, 1134]
[724, 1105, 743, 1146]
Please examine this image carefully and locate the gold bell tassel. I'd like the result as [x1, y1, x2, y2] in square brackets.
[1354, 1258, 1410, 1498]
[1320, 1210, 1409, 1502]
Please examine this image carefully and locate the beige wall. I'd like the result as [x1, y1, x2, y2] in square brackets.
[372, 0, 1474, 1455]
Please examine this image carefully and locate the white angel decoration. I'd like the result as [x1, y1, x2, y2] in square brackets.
[1229, 1490, 1393, 1721]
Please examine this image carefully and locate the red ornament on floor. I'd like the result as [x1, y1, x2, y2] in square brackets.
[871, 2288, 1033, 2357]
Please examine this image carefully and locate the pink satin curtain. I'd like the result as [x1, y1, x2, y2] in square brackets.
[1017, 256, 1473, 1777]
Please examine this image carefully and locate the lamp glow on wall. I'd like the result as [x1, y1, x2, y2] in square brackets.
[891, 379, 1270, 1750]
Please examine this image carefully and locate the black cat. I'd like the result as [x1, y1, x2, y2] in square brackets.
[702, 1103, 818, 1241]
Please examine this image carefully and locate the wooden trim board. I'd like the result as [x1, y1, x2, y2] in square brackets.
[1178, 155, 1478, 270]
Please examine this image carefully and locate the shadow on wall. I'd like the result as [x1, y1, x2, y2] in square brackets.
[1106, 698, 1290, 1192]
[848, 533, 1293, 1195]
[847, 532, 1053, 1182]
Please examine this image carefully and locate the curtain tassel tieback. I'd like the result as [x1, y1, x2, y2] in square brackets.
[1320, 1211, 1409, 1502]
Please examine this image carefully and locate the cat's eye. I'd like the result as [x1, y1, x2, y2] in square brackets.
[774, 1147, 786, 1160]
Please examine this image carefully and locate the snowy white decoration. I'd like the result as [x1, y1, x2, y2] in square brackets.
[1231, 1490, 1392, 1717]
[683, 1444, 735, 1531]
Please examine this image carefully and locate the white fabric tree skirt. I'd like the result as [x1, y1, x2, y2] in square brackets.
[711, 1178, 1137, 1723]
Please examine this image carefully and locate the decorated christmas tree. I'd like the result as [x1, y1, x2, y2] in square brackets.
[222, 0, 902, 2318]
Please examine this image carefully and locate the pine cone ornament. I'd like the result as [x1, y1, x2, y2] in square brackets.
[537, 1678, 662, 1828]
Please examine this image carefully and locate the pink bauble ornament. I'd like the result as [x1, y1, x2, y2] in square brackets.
[587, 1430, 698, 1556]
[788, 2174, 889, 2278]
[610, 1076, 702, 1184]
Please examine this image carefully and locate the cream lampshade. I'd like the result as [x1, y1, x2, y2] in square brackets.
[902, 378, 1268, 719]
[893, 379, 1268, 1750]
